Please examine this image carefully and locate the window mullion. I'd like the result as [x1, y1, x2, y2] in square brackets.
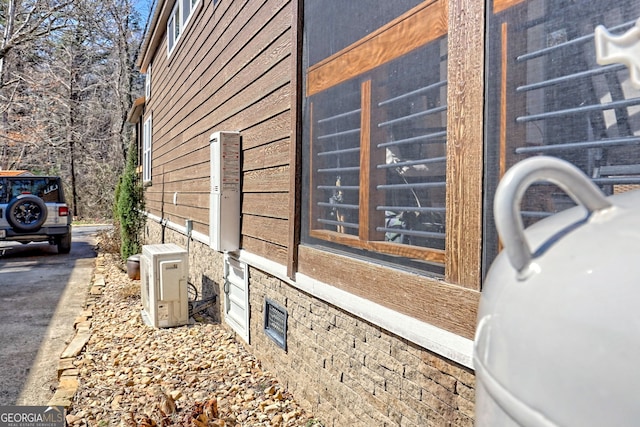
[359, 80, 372, 241]
[445, 0, 484, 288]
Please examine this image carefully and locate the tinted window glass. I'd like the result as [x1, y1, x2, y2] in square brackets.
[304, 0, 423, 65]
[302, 1, 448, 275]
[484, 0, 640, 274]
[0, 178, 62, 203]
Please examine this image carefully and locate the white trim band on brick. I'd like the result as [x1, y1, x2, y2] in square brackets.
[236, 250, 474, 370]
[143, 213, 475, 369]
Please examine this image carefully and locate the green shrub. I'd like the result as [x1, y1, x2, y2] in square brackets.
[115, 141, 145, 261]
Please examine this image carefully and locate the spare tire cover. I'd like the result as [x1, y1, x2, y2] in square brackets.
[7, 195, 48, 232]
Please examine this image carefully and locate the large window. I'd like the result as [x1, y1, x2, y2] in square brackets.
[143, 114, 152, 184]
[166, 0, 200, 55]
[484, 0, 640, 271]
[297, 0, 481, 337]
[301, 1, 448, 275]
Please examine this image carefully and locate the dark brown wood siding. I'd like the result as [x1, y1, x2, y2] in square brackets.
[144, 0, 293, 263]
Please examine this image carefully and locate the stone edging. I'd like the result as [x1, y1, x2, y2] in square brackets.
[48, 254, 105, 409]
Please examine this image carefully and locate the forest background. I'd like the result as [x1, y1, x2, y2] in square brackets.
[0, 0, 151, 220]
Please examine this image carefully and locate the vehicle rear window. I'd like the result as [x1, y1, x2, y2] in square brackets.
[0, 178, 62, 204]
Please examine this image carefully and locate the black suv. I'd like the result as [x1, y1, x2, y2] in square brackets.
[0, 176, 72, 253]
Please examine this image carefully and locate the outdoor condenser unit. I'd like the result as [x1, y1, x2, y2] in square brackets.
[140, 243, 189, 328]
[209, 131, 241, 252]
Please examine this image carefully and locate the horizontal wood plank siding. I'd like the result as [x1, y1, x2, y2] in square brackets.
[151, 0, 251, 137]
[154, 0, 292, 151]
[243, 138, 290, 171]
[145, 0, 293, 261]
[242, 214, 289, 247]
[243, 166, 290, 193]
[146, 177, 210, 193]
[144, 197, 209, 221]
[243, 192, 289, 220]
[242, 235, 288, 265]
[241, 110, 291, 151]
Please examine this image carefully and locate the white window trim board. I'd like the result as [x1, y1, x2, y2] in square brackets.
[143, 114, 152, 183]
[166, 0, 201, 56]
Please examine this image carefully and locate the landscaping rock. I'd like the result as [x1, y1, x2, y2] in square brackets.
[67, 253, 317, 426]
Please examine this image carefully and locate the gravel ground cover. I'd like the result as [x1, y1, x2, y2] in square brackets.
[66, 252, 321, 427]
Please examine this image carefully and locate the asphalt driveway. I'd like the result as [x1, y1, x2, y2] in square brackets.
[0, 225, 107, 405]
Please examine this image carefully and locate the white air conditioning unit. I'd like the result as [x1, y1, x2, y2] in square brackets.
[210, 131, 241, 252]
[140, 243, 189, 328]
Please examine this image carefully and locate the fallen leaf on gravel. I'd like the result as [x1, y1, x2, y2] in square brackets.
[138, 416, 157, 427]
[204, 398, 219, 419]
[159, 392, 176, 416]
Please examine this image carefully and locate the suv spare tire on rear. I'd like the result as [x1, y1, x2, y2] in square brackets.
[7, 195, 48, 232]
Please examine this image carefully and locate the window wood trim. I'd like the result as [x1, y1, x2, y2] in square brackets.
[298, 245, 479, 339]
[309, 229, 446, 264]
[288, 0, 304, 279]
[493, 0, 526, 14]
[306, 0, 447, 97]
[445, 0, 484, 289]
[358, 79, 374, 241]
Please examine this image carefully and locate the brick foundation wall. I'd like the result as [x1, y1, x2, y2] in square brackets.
[144, 221, 475, 426]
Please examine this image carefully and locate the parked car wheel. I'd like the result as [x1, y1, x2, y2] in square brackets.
[56, 232, 72, 254]
[7, 195, 48, 232]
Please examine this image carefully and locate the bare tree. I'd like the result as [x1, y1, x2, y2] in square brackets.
[0, 0, 75, 169]
[0, 0, 144, 219]
[0, 0, 74, 87]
